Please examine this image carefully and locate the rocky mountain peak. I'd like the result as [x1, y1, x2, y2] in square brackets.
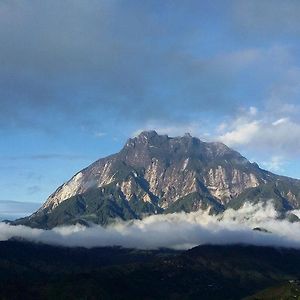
[126, 131, 203, 149]
[184, 132, 192, 138]
[124, 130, 166, 148]
[14, 131, 300, 229]
[138, 130, 159, 139]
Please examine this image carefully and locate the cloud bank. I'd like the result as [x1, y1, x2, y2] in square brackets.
[1, 202, 300, 250]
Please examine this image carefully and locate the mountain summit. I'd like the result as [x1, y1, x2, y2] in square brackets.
[14, 131, 300, 228]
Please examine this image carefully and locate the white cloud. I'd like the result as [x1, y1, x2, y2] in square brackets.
[262, 156, 286, 172]
[1, 202, 300, 250]
[94, 132, 106, 138]
[218, 121, 260, 146]
[216, 122, 227, 133]
[249, 106, 258, 116]
[272, 118, 289, 126]
[216, 107, 300, 157]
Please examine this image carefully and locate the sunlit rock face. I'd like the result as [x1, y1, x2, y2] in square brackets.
[16, 131, 300, 229]
[205, 167, 260, 204]
[43, 131, 263, 209]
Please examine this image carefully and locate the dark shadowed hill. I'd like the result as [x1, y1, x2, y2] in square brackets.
[1, 241, 300, 299]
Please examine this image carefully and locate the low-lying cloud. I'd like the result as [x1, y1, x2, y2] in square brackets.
[1, 201, 300, 250]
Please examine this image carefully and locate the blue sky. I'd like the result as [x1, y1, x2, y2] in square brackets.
[1, 0, 300, 217]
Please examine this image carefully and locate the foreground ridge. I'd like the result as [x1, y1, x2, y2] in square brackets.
[1, 241, 300, 299]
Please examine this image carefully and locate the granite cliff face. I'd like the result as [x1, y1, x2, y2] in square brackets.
[14, 131, 300, 228]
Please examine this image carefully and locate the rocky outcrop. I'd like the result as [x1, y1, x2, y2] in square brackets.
[205, 167, 260, 203]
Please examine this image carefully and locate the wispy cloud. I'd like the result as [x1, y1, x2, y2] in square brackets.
[94, 132, 107, 138]
[0, 200, 41, 220]
[1, 154, 89, 161]
[262, 156, 286, 173]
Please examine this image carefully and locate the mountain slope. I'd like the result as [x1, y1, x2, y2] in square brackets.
[13, 131, 300, 228]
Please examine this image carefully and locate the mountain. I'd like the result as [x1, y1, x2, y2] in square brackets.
[13, 130, 300, 228]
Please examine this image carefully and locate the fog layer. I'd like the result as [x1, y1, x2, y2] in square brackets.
[1, 201, 299, 249]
